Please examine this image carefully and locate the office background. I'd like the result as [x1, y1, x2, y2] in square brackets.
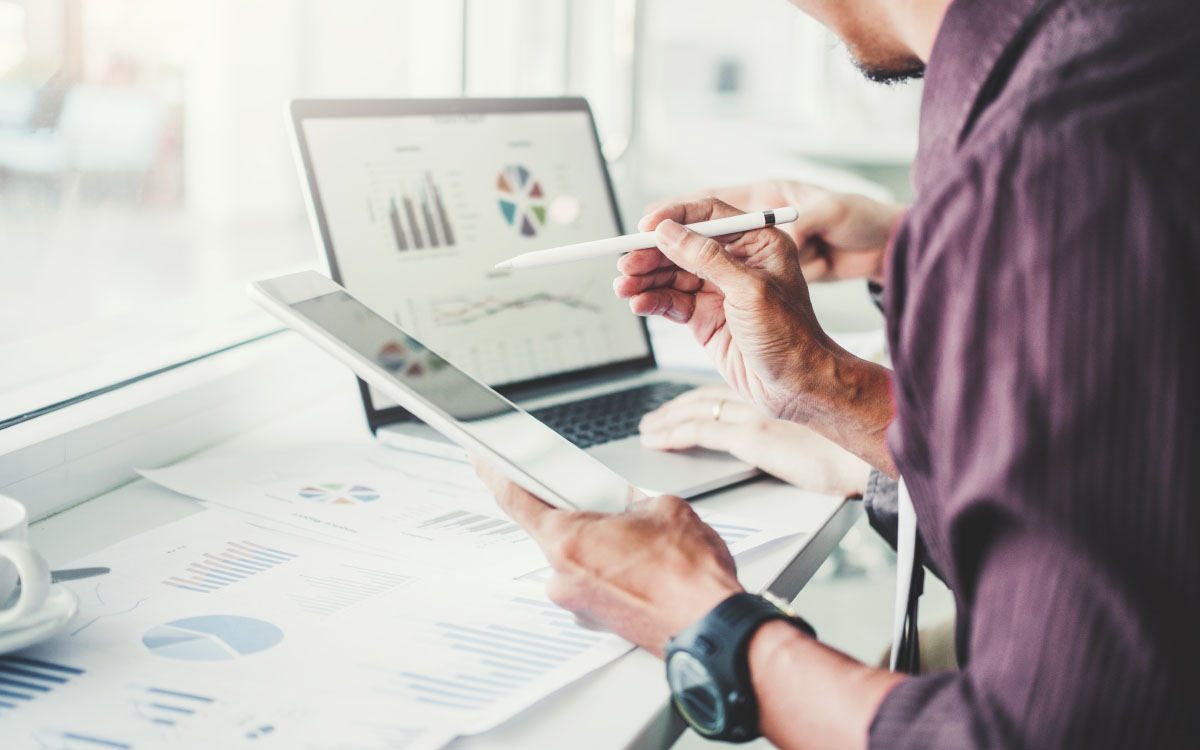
[0, 0, 947, 707]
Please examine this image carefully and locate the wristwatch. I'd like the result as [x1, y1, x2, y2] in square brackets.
[665, 592, 816, 743]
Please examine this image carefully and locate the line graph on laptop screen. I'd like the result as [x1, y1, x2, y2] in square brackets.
[302, 109, 649, 396]
[399, 276, 621, 384]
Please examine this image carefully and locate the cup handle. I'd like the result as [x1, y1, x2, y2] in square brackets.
[0, 540, 52, 628]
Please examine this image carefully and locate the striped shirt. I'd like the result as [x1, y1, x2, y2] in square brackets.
[868, 0, 1200, 746]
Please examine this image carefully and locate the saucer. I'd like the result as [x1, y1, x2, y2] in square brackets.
[0, 587, 79, 655]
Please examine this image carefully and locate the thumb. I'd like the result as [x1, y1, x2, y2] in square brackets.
[655, 220, 756, 296]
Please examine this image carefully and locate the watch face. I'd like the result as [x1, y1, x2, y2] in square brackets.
[667, 650, 725, 735]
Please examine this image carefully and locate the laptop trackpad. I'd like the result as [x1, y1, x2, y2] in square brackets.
[584, 435, 756, 498]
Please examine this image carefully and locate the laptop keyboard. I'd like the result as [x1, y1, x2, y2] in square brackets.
[529, 381, 694, 450]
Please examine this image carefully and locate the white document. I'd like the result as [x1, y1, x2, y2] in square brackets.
[3, 510, 460, 749]
[139, 443, 548, 580]
[5, 444, 804, 749]
[3, 510, 627, 748]
[138, 442, 798, 569]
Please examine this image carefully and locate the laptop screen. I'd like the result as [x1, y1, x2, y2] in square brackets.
[298, 104, 652, 408]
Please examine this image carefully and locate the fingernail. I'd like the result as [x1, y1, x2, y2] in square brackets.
[637, 215, 654, 231]
[657, 220, 685, 244]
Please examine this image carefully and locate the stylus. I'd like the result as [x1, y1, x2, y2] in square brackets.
[494, 207, 800, 270]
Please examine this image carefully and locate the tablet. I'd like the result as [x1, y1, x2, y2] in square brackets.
[249, 271, 639, 514]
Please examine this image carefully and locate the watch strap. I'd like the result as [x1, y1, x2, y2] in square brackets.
[666, 593, 815, 742]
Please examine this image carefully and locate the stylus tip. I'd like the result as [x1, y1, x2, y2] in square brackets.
[494, 260, 513, 269]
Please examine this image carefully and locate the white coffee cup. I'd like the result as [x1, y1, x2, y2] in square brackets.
[0, 495, 51, 629]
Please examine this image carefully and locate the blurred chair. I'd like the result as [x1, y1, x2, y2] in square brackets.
[58, 85, 165, 174]
[0, 82, 34, 128]
[0, 84, 165, 194]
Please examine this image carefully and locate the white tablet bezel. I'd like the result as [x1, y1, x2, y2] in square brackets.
[249, 271, 640, 514]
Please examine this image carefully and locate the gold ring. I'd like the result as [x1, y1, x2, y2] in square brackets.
[712, 398, 726, 422]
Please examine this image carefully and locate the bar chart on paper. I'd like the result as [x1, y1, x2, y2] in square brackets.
[161, 541, 298, 594]
[31, 730, 135, 750]
[707, 520, 762, 547]
[129, 685, 215, 730]
[288, 564, 411, 617]
[417, 509, 526, 540]
[394, 595, 613, 717]
[0, 655, 84, 717]
[703, 515, 794, 557]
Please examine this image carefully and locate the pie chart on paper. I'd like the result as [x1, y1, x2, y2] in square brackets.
[142, 615, 283, 661]
[297, 483, 380, 504]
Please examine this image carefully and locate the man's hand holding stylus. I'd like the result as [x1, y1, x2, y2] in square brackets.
[645, 181, 905, 285]
[616, 197, 898, 477]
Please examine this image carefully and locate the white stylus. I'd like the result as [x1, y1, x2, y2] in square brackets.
[494, 207, 800, 270]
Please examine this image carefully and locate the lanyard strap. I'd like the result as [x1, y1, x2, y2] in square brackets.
[889, 478, 919, 672]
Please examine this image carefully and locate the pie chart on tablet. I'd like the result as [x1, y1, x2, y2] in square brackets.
[142, 615, 283, 661]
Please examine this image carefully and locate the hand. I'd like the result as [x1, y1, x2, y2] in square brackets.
[472, 459, 743, 657]
[640, 385, 872, 497]
[616, 197, 899, 477]
[645, 181, 904, 285]
[616, 197, 833, 423]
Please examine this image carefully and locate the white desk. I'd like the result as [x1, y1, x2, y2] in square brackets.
[28, 381, 860, 750]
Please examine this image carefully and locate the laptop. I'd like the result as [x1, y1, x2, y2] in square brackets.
[288, 97, 757, 498]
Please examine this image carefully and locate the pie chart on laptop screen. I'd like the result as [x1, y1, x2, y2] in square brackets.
[496, 164, 548, 238]
[142, 615, 283, 661]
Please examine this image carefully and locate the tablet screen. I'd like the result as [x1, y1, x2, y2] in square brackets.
[293, 290, 516, 423]
[286, 286, 636, 512]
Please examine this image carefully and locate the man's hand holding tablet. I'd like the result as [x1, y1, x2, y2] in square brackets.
[472, 458, 742, 656]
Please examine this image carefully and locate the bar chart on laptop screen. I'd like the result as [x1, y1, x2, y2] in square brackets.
[361, 157, 581, 265]
[383, 172, 458, 252]
[365, 163, 480, 258]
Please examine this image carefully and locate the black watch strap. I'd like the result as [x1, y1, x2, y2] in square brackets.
[666, 593, 815, 742]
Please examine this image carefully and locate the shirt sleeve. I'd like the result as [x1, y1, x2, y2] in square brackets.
[870, 124, 1200, 747]
[862, 468, 900, 548]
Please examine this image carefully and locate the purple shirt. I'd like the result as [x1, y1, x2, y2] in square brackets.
[869, 0, 1200, 746]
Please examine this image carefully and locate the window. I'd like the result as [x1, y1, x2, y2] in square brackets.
[1, 0, 913, 429]
[1, 0, 639, 427]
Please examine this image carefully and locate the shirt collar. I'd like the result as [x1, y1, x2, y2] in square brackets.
[913, 0, 1047, 192]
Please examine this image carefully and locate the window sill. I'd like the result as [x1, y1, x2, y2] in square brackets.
[0, 331, 350, 521]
